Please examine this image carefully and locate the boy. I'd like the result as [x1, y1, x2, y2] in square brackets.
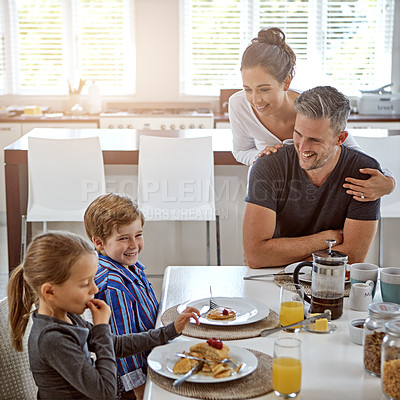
[84, 193, 158, 400]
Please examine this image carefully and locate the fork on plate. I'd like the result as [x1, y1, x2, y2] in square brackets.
[200, 286, 219, 317]
[175, 353, 241, 372]
[220, 358, 241, 371]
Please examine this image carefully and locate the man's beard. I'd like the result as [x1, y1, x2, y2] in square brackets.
[296, 148, 333, 172]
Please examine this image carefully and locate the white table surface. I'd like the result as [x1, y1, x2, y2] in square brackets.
[143, 266, 385, 400]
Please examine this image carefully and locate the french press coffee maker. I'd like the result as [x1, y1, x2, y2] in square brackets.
[293, 240, 348, 320]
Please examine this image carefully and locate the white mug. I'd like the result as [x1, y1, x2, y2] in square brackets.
[349, 281, 374, 311]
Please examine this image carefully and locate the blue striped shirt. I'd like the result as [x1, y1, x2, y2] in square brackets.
[94, 255, 159, 390]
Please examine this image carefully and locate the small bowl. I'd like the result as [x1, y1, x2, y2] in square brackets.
[349, 318, 365, 345]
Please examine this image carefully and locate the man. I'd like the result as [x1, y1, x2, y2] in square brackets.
[243, 86, 380, 268]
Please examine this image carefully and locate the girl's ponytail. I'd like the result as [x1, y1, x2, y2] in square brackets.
[8, 265, 37, 352]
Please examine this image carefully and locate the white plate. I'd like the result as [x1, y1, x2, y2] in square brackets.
[285, 262, 350, 284]
[147, 339, 258, 383]
[177, 297, 269, 326]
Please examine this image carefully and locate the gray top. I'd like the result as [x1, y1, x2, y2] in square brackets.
[245, 145, 381, 238]
[28, 311, 178, 399]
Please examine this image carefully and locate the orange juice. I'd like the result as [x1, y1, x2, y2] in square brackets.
[280, 301, 304, 327]
[272, 357, 302, 395]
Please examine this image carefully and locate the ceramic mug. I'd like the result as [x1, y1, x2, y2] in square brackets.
[380, 267, 400, 304]
[349, 281, 374, 311]
[350, 263, 379, 298]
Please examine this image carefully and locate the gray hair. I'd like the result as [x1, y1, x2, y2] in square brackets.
[294, 86, 350, 134]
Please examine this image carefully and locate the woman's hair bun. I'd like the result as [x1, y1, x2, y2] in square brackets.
[242, 26, 296, 81]
[253, 27, 286, 46]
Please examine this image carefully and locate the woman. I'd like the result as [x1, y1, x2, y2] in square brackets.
[229, 27, 394, 201]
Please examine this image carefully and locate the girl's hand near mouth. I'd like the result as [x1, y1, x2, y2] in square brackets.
[87, 298, 111, 325]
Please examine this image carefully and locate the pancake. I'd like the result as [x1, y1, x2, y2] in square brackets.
[206, 306, 237, 321]
[173, 340, 234, 378]
[189, 341, 229, 361]
[212, 362, 232, 378]
[173, 357, 197, 374]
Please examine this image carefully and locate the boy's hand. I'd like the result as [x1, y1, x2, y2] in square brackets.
[174, 307, 200, 334]
[87, 299, 111, 326]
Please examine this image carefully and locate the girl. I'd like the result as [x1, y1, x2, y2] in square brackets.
[8, 231, 199, 400]
[229, 27, 394, 202]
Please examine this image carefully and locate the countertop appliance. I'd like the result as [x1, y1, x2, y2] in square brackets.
[358, 84, 400, 115]
[99, 108, 214, 130]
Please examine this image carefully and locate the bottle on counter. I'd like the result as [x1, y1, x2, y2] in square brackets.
[87, 81, 102, 114]
[381, 320, 400, 400]
[363, 303, 400, 377]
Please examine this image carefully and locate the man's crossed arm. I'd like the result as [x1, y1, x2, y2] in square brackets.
[243, 202, 378, 269]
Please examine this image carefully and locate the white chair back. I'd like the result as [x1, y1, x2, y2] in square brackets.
[0, 298, 37, 399]
[138, 135, 216, 221]
[27, 136, 106, 222]
[355, 135, 400, 218]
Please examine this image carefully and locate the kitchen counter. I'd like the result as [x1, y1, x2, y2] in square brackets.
[214, 112, 400, 124]
[2, 113, 400, 124]
[0, 114, 100, 123]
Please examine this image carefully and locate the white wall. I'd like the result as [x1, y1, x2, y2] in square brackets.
[135, 0, 180, 102]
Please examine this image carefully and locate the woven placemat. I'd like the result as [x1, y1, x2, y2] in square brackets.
[148, 349, 273, 400]
[161, 305, 279, 340]
[273, 271, 351, 297]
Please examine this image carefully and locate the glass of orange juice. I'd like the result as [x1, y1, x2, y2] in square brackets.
[280, 283, 304, 332]
[272, 337, 302, 398]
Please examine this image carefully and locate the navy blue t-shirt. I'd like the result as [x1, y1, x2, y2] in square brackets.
[245, 145, 381, 238]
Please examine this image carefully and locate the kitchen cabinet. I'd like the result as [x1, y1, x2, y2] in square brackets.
[215, 121, 231, 129]
[0, 123, 23, 214]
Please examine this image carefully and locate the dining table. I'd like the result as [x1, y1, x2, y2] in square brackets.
[143, 265, 385, 400]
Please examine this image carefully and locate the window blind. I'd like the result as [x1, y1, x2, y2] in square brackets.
[182, 0, 395, 96]
[0, 0, 134, 95]
[181, 0, 248, 96]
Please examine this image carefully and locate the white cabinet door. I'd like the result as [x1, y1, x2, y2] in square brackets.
[0, 123, 23, 214]
[21, 121, 98, 135]
[215, 121, 231, 129]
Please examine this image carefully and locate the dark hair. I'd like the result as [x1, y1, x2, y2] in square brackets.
[294, 86, 351, 134]
[8, 231, 95, 351]
[241, 27, 296, 83]
[84, 193, 144, 242]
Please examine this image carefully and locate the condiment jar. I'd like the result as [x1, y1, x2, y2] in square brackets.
[381, 320, 400, 400]
[363, 303, 400, 377]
